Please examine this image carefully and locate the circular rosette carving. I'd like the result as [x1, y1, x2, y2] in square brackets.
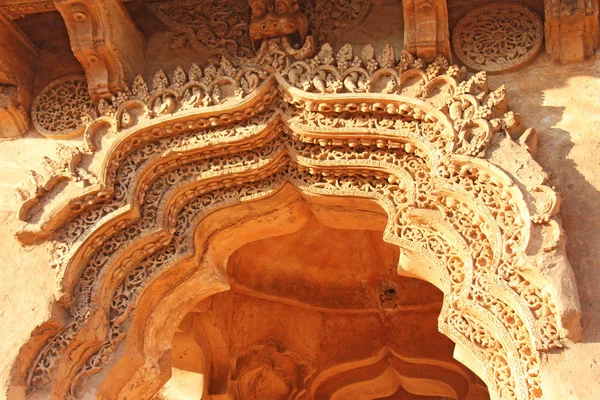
[31, 75, 94, 139]
[452, 3, 544, 73]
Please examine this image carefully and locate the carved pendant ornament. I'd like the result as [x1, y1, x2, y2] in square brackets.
[13, 39, 580, 400]
[452, 3, 544, 73]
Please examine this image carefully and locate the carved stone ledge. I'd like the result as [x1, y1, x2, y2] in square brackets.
[0, 0, 56, 19]
[0, 11, 38, 137]
[403, 0, 451, 62]
[54, 0, 146, 101]
[545, 0, 599, 63]
[0, 85, 29, 138]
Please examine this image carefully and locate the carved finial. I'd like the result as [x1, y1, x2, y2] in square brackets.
[361, 44, 378, 74]
[172, 66, 187, 89]
[219, 57, 235, 77]
[398, 50, 416, 72]
[97, 98, 115, 117]
[152, 70, 169, 91]
[317, 43, 334, 65]
[336, 44, 354, 70]
[378, 44, 396, 69]
[188, 63, 203, 82]
[203, 64, 217, 84]
[132, 75, 150, 102]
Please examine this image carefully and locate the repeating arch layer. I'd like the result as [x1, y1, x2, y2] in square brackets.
[11, 40, 580, 400]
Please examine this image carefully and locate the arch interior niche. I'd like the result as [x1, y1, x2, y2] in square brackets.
[160, 198, 490, 399]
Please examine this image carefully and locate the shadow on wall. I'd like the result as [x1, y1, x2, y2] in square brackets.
[487, 52, 600, 344]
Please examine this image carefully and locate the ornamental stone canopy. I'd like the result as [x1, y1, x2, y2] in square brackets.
[0, 1, 599, 400]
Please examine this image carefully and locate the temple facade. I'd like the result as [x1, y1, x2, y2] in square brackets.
[0, 1, 599, 399]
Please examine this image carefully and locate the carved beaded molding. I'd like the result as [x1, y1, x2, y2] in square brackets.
[13, 39, 580, 400]
[453, 3, 544, 73]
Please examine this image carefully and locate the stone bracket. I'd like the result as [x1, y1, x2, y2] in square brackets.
[403, 0, 451, 62]
[544, 0, 599, 63]
[53, 0, 145, 101]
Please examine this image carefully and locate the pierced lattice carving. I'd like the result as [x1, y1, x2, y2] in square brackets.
[452, 3, 544, 73]
[31, 75, 94, 138]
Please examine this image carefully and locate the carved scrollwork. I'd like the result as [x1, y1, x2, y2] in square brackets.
[300, 0, 374, 45]
[453, 3, 544, 73]
[147, 0, 255, 57]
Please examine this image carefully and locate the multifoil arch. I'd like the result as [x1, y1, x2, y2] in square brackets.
[11, 40, 581, 400]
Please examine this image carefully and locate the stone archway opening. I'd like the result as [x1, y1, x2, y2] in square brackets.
[150, 190, 490, 400]
[9, 43, 582, 400]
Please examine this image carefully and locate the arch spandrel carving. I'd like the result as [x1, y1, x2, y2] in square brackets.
[10, 39, 581, 400]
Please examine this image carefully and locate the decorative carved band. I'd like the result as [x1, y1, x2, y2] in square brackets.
[147, 0, 255, 57]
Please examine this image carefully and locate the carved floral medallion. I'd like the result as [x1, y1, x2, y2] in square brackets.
[30, 75, 94, 138]
[452, 3, 544, 73]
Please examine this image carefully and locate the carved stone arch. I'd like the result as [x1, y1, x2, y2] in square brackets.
[10, 41, 581, 400]
[310, 346, 487, 399]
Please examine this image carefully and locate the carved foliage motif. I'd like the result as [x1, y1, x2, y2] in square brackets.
[17, 42, 577, 400]
[300, 0, 373, 45]
[147, 0, 255, 57]
[147, 0, 372, 55]
[30, 75, 94, 138]
[452, 3, 544, 73]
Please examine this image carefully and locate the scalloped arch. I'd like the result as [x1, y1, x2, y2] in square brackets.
[11, 42, 580, 400]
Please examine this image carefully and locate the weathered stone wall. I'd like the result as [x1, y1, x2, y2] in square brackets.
[489, 54, 600, 399]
